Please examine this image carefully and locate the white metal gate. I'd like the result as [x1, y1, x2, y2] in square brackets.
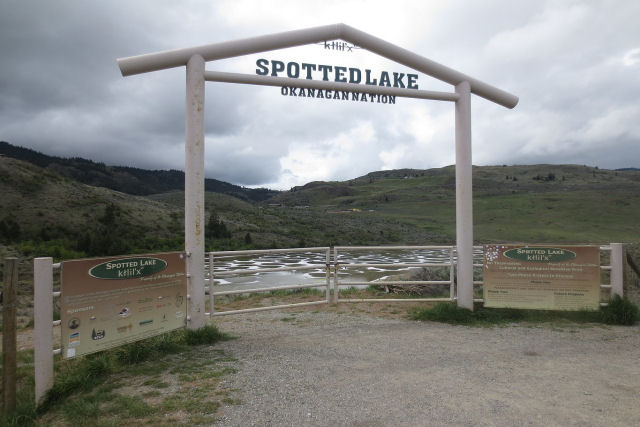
[206, 247, 331, 316]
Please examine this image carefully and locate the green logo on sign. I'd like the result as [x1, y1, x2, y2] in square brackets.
[89, 257, 167, 279]
[503, 247, 577, 263]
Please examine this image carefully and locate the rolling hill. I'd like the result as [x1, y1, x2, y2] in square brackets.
[1, 144, 639, 263]
[268, 163, 640, 243]
[0, 141, 278, 202]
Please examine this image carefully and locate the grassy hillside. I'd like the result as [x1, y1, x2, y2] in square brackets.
[0, 156, 183, 258]
[0, 156, 435, 261]
[1, 155, 639, 264]
[271, 164, 640, 244]
[0, 141, 279, 202]
[1, 156, 639, 329]
[151, 190, 439, 250]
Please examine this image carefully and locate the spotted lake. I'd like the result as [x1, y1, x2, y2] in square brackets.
[208, 247, 484, 293]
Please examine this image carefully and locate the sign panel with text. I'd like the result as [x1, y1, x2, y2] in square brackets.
[483, 245, 600, 311]
[61, 252, 187, 359]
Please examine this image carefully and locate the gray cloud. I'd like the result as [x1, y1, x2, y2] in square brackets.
[1, 0, 638, 190]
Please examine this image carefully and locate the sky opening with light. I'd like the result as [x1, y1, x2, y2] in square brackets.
[1, 0, 638, 190]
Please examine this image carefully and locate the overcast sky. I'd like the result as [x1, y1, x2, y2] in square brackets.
[1, 0, 639, 190]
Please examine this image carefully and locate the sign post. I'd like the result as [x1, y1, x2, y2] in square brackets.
[185, 54, 207, 330]
[455, 81, 474, 310]
[34, 257, 54, 404]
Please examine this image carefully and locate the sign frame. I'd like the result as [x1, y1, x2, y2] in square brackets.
[60, 251, 187, 359]
[483, 244, 601, 311]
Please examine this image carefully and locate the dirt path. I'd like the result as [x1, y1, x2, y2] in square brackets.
[212, 311, 640, 426]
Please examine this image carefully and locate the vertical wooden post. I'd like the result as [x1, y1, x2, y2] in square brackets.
[449, 247, 455, 301]
[34, 257, 54, 404]
[610, 243, 624, 297]
[333, 247, 339, 304]
[2, 258, 18, 415]
[185, 54, 206, 330]
[208, 253, 215, 318]
[622, 248, 629, 297]
[325, 248, 331, 303]
[455, 80, 474, 310]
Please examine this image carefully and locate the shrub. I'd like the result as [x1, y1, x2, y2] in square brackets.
[410, 302, 475, 324]
[116, 339, 160, 365]
[184, 325, 231, 346]
[601, 295, 639, 325]
[411, 299, 639, 326]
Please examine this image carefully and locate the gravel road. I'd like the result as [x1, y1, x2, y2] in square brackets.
[213, 310, 640, 426]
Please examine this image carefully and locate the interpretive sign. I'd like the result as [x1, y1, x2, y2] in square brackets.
[483, 245, 600, 311]
[60, 252, 187, 359]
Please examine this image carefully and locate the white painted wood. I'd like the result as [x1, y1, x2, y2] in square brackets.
[118, 23, 518, 108]
[212, 300, 327, 316]
[211, 247, 329, 257]
[34, 257, 54, 404]
[338, 24, 518, 108]
[214, 264, 326, 277]
[335, 281, 450, 286]
[340, 298, 453, 303]
[333, 247, 339, 304]
[204, 71, 458, 101]
[212, 282, 327, 296]
[325, 248, 331, 303]
[338, 263, 451, 269]
[455, 81, 474, 310]
[185, 54, 206, 330]
[208, 253, 215, 318]
[610, 243, 624, 297]
[118, 24, 342, 76]
[449, 247, 455, 300]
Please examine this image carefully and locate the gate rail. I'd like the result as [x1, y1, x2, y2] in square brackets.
[333, 246, 457, 303]
[206, 247, 331, 316]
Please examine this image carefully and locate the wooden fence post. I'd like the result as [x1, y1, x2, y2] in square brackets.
[610, 243, 624, 298]
[2, 258, 18, 415]
[34, 257, 54, 405]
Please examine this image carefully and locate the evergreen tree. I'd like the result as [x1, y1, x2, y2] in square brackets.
[207, 212, 231, 239]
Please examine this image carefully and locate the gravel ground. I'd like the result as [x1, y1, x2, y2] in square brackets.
[213, 310, 640, 426]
